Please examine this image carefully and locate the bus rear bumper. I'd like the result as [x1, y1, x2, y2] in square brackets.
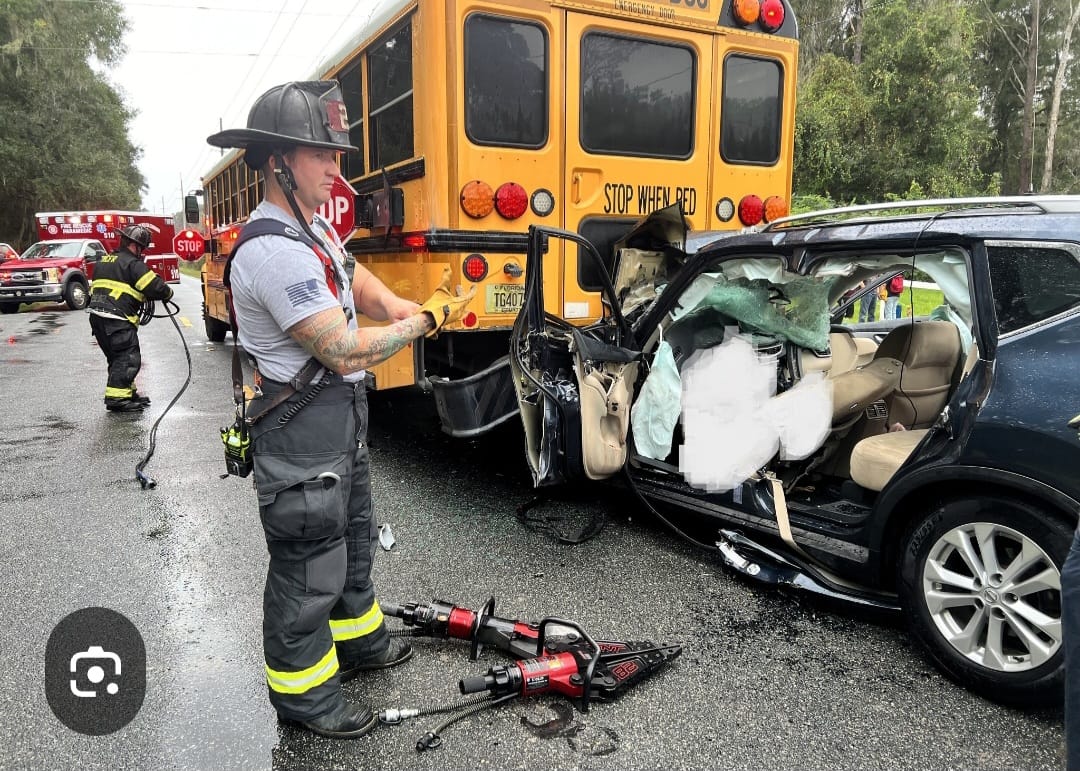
[428, 355, 519, 438]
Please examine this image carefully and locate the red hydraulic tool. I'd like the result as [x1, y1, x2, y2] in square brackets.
[378, 597, 682, 751]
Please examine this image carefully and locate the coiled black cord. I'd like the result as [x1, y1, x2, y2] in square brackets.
[415, 693, 519, 752]
[135, 298, 191, 489]
[277, 370, 332, 425]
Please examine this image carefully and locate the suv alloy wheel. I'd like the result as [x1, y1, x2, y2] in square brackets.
[899, 496, 1068, 707]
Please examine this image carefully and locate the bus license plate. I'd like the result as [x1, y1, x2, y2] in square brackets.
[485, 284, 524, 314]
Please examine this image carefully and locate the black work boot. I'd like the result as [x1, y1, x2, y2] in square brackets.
[286, 702, 377, 739]
[132, 391, 151, 405]
[105, 398, 146, 413]
[339, 638, 413, 683]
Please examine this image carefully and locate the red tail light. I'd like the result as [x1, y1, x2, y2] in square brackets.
[495, 182, 528, 220]
[462, 311, 478, 328]
[463, 254, 488, 282]
[738, 195, 764, 226]
[760, 0, 785, 31]
[402, 234, 428, 250]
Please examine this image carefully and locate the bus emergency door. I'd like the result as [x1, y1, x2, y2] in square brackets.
[562, 12, 714, 323]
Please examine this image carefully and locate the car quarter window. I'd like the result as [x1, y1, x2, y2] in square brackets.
[987, 241, 1080, 334]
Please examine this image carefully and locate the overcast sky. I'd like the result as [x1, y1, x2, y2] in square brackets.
[110, 1, 373, 215]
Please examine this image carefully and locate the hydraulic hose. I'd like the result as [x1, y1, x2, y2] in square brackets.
[415, 693, 519, 752]
[135, 298, 191, 489]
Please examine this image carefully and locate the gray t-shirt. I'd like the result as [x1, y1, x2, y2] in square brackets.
[229, 201, 363, 383]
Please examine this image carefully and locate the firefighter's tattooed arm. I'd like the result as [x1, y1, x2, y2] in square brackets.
[288, 307, 436, 375]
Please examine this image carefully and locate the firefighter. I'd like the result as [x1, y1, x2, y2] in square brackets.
[88, 224, 174, 412]
[206, 81, 475, 739]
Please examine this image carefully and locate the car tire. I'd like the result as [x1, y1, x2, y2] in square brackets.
[63, 280, 89, 311]
[0, 303, 18, 314]
[204, 313, 229, 343]
[899, 496, 1069, 708]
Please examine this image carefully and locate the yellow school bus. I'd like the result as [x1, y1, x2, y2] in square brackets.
[199, 0, 799, 436]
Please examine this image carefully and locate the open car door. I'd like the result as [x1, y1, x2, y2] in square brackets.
[510, 205, 689, 488]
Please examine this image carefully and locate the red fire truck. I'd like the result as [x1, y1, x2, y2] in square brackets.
[34, 211, 181, 283]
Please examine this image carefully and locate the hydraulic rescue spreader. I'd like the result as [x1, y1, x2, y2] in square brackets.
[378, 597, 682, 750]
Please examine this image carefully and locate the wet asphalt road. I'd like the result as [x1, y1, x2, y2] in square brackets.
[0, 275, 1066, 770]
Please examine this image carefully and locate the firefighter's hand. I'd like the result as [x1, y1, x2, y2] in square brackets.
[418, 268, 476, 338]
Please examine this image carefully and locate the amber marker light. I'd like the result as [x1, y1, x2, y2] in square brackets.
[732, 0, 760, 27]
[461, 180, 495, 218]
[763, 196, 789, 223]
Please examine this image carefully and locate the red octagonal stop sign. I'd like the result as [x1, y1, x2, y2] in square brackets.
[317, 176, 357, 242]
[173, 229, 206, 261]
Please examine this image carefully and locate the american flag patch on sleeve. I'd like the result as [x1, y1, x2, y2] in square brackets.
[285, 278, 321, 307]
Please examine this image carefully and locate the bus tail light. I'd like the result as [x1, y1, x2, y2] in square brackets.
[462, 311, 478, 328]
[530, 188, 555, 217]
[461, 180, 495, 218]
[715, 197, 735, 223]
[760, 0, 785, 31]
[732, 0, 760, 27]
[738, 195, 764, 226]
[403, 233, 428, 251]
[463, 253, 488, 282]
[763, 195, 788, 222]
[495, 182, 528, 219]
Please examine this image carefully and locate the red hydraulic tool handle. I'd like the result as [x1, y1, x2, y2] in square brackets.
[381, 597, 542, 660]
[460, 652, 585, 700]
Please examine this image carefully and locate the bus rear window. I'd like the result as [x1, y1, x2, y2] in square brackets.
[580, 33, 694, 158]
[721, 55, 782, 164]
[369, 21, 414, 169]
[464, 15, 547, 148]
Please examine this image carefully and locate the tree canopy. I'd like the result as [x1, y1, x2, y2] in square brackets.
[0, 0, 143, 249]
[794, 0, 1080, 207]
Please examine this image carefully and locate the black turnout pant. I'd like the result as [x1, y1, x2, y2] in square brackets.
[89, 315, 141, 404]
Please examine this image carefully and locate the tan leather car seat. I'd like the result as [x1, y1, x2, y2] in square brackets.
[849, 429, 929, 490]
[874, 321, 962, 429]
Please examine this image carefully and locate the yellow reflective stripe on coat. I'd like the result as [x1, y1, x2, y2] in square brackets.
[105, 386, 133, 398]
[265, 645, 339, 695]
[92, 279, 145, 303]
[329, 601, 384, 641]
[134, 271, 157, 292]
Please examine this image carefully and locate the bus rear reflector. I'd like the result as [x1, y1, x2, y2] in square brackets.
[763, 196, 788, 222]
[760, 0, 785, 31]
[732, 0, 760, 26]
[495, 182, 528, 219]
[460, 180, 495, 218]
[738, 195, 764, 226]
[463, 254, 488, 282]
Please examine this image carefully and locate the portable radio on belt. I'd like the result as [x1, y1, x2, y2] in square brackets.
[221, 411, 253, 478]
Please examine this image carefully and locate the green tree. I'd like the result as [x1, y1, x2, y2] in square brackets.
[0, 0, 142, 248]
[795, 0, 997, 202]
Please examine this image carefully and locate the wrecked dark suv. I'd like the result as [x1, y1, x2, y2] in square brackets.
[510, 197, 1080, 708]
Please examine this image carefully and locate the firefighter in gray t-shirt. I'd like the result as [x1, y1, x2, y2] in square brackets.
[207, 81, 475, 739]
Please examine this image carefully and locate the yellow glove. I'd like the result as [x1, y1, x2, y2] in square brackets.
[418, 268, 477, 338]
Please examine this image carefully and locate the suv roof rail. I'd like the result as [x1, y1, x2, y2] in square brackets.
[761, 195, 1080, 231]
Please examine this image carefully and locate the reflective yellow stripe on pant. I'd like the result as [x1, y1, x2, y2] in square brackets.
[265, 645, 339, 695]
[329, 600, 383, 642]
